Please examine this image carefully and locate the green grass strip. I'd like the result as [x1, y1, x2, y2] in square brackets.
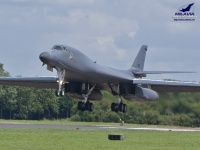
[0, 128, 200, 150]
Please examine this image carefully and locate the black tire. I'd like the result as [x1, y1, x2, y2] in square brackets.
[115, 107, 119, 113]
[119, 103, 124, 112]
[60, 90, 65, 96]
[81, 104, 86, 111]
[55, 90, 60, 97]
[85, 102, 89, 111]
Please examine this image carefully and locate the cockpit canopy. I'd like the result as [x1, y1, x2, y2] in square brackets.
[52, 45, 67, 51]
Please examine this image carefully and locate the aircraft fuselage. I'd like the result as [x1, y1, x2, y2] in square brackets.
[40, 45, 133, 84]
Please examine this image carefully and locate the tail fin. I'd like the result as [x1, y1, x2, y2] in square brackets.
[131, 45, 147, 71]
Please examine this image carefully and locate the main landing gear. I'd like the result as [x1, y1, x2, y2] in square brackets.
[77, 84, 96, 112]
[111, 96, 127, 113]
[55, 68, 65, 97]
[109, 84, 127, 113]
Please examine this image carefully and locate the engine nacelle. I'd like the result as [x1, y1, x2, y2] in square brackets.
[120, 84, 159, 101]
[134, 86, 159, 100]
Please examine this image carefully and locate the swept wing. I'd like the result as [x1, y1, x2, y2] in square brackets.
[0, 44, 200, 113]
[0, 77, 57, 88]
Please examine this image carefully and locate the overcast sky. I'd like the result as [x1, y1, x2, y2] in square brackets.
[0, 0, 200, 81]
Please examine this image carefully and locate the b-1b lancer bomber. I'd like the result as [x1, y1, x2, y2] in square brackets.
[1, 45, 200, 113]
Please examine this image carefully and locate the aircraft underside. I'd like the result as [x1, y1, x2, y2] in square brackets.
[53, 61, 161, 113]
[56, 77, 129, 113]
[1, 44, 199, 114]
[53, 64, 132, 113]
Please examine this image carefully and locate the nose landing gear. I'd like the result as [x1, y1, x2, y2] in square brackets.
[55, 68, 65, 97]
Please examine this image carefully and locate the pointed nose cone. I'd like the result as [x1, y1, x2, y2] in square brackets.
[39, 52, 51, 64]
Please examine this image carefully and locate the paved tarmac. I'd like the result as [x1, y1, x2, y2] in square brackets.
[0, 123, 199, 132]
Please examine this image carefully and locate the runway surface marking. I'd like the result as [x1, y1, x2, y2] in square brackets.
[100, 126, 200, 132]
[0, 123, 200, 132]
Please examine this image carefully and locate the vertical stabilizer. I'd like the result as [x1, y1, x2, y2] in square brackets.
[131, 45, 147, 71]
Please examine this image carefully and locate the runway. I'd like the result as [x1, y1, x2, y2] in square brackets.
[0, 123, 199, 132]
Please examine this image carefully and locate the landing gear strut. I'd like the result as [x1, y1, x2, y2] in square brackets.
[77, 84, 96, 112]
[109, 84, 127, 113]
[111, 96, 127, 113]
[55, 68, 65, 97]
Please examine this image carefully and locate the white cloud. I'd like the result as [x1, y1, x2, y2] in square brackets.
[0, 0, 199, 81]
[39, 8, 139, 67]
[168, 22, 198, 34]
[43, 0, 96, 5]
[11, 0, 29, 2]
[96, 36, 128, 60]
[128, 32, 136, 38]
[7, 0, 96, 5]
[64, 9, 139, 37]
[96, 36, 114, 51]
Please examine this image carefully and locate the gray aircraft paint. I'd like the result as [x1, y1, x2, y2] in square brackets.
[41, 45, 133, 84]
[0, 44, 200, 104]
[131, 45, 147, 71]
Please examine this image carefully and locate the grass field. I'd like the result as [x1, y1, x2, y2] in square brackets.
[0, 120, 200, 150]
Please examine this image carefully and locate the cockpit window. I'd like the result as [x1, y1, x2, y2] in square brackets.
[63, 46, 67, 51]
[52, 45, 63, 50]
[52, 45, 67, 51]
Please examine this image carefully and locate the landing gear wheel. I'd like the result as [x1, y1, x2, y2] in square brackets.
[55, 90, 60, 97]
[119, 103, 124, 112]
[78, 84, 96, 112]
[55, 90, 64, 97]
[60, 90, 65, 96]
[85, 102, 94, 112]
[85, 102, 89, 110]
[81, 104, 86, 111]
[115, 107, 119, 113]
[77, 101, 94, 112]
[110, 102, 127, 113]
[108, 85, 128, 113]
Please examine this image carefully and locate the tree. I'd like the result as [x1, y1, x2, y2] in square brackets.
[0, 63, 14, 119]
[58, 95, 75, 118]
[0, 63, 9, 77]
[35, 88, 59, 119]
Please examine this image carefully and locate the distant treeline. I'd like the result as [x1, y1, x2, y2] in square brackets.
[1, 63, 200, 127]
